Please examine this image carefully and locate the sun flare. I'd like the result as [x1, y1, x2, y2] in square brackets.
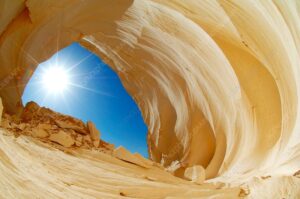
[42, 66, 70, 94]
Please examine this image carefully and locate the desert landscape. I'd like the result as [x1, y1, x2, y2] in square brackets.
[1, 0, 300, 198]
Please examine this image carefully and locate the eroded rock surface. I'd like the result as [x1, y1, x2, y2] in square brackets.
[1, 0, 300, 198]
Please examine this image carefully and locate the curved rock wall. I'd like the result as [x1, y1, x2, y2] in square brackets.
[0, 0, 300, 181]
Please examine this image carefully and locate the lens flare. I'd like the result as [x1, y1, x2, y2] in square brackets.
[42, 66, 70, 93]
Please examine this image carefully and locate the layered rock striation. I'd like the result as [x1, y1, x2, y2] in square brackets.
[1, 0, 300, 198]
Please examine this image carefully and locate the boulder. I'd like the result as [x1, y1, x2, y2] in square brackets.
[49, 130, 75, 147]
[87, 121, 100, 140]
[184, 165, 206, 184]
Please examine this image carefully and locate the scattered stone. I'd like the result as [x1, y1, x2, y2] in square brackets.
[87, 121, 101, 140]
[293, 170, 300, 177]
[184, 165, 206, 184]
[239, 187, 250, 197]
[1, 101, 144, 156]
[31, 128, 49, 138]
[261, 175, 271, 180]
[21, 101, 88, 135]
[49, 130, 75, 147]
[113, 146, 151, 168]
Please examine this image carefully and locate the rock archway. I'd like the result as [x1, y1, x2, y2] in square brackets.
[1, 0, 300, 187]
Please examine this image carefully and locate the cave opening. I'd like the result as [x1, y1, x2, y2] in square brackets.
[22, 42, 148, 157]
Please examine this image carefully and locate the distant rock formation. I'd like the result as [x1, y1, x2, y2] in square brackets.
[1, 101, 114, 152]
[1, 0, 300, 198]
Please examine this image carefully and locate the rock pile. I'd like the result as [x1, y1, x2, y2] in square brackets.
[1, 101, 114, 152]
[0, 101, 163, 170]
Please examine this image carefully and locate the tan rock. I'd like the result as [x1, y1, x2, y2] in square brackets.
[1, 119, 11, 129]
[54, 120, 87, 135]
[133, 153, 154, 167]
[49, 130, 75, 147]
[184, 165, 206, 184]
[113, 146, 150, 168]
[87, 121, 100, 140]
[31, 128, 49, 138]
[76, 134, 83, 142]
[16, 123, 26, 131]
[0, 97, 2, 124]
[93, 140, 100, 148]
[37, 123, 52, 130]
[83, 135, 92, 144]
[75, 140, 82, 147]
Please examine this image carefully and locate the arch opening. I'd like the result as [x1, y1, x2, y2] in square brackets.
[22, 42, 149, 157]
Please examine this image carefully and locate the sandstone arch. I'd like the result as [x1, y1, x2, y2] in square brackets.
[0, 0, 300, 185]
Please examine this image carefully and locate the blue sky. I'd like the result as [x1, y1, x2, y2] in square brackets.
[22, 43, 148, 157]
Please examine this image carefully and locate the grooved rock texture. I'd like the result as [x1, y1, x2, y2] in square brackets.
[1, 0, 300, 198]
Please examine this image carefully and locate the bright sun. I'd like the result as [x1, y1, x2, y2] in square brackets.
[42, 66, 70, 94]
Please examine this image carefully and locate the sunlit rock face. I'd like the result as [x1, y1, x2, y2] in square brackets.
[0, 0, 300, 194]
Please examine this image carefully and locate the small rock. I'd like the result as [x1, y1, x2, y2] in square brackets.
[49, 130, 75, 147]
[239, 187, 250, 197]
[87, 121, 101, 140]
[75, 140, 82, 147]
[113, 146, 150, 168]
[31, 128, 49, 138]
[93, 140, 100, 148]
[293, 170, 300, 177]
[184, 165, 206, 184]
[261, 175, 271, 180]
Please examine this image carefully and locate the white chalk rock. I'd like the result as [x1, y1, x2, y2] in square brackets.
[184, 165, 206, 184]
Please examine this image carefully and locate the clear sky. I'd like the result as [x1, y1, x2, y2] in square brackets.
[22, 42, 148, 157]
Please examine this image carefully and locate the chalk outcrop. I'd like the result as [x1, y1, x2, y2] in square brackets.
[1, 0, 300, 198]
